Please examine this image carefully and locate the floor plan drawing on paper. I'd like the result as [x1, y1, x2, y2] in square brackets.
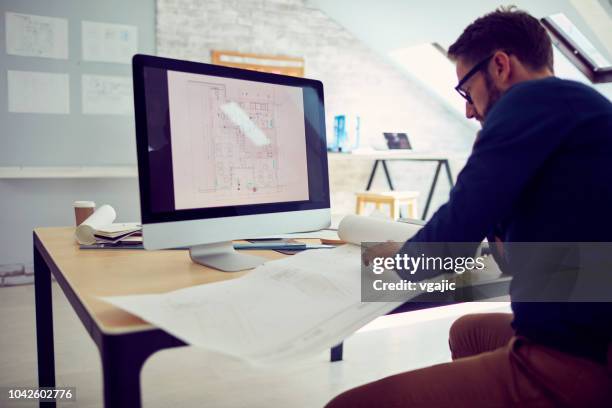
[5, 12, 68, 59]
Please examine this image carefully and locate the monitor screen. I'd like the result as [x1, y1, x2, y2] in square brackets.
[133, 55, 329, 225]
[167, 70, 309, 210]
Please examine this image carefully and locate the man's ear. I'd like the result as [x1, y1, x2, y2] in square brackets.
[490, 51, 511, 85]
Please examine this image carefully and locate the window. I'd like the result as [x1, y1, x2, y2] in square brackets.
[541, 13, 612, 83]
[389, 43, 473, 121]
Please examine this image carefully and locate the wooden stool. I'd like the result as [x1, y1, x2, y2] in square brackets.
[355, 191, 419, 220]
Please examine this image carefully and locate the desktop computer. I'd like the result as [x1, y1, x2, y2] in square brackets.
[132, 54, 331, 271]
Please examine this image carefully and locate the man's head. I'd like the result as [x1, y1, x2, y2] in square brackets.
[448, 6, 554, 124]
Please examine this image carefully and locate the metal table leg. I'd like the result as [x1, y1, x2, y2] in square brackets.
[100, 331, 185, 407]
[421, 161, 443, 220]
[365, 160, 380, 190]
[101, 336, 151, 407]
[443, 159, 455, 188]
[421, 160, 455, 220]
[366, 160, 395, 191]
[34, 244, 56, 408]
[101, 348, 145, 407]
[381, 160, 395, 190]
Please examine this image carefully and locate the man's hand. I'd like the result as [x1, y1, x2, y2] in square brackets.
[362, 241, 404, 267]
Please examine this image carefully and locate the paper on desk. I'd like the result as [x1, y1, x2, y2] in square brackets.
[75, 204, 116, 244]
[102, 216, 423, 364]
[256, 214, 421, 242]
[339, 214, 421, 244]
[103, 246, 402, 363]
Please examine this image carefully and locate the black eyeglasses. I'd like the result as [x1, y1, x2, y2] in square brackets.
[454, 54, 493, 105]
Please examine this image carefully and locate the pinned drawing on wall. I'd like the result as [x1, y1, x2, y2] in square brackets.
[7, 70, 70, 114]
[82, 74, 133, 115]
[82, 21, 138, 64]
[5, 12, 68, 59]
[211, 50, 305, 77]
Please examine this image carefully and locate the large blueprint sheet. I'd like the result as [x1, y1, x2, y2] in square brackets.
[102, 216, 422, 363]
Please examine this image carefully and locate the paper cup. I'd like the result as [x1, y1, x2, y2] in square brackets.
[73, 201, 96, 226]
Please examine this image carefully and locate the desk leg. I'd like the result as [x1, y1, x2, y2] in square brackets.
[443, 159, 455, 187]
[34, 244, 56, 408]
[365, 160, 395, 191]
[330, 342, 344, 362]
[100, 338, 148, 408]
[381, 160, 395, 190]
[421, 161, 443, 220]
[100, 332, 183, 408]
[365, 160, 380, 190]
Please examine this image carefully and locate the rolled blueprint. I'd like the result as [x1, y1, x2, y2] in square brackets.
[74, 204, 117, 245]
[338, 215, 421, 245]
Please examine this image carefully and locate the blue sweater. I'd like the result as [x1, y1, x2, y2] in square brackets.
[402, 77, 612, 362]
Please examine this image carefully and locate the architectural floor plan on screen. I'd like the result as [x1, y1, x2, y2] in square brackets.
[168, 70, 309, 210]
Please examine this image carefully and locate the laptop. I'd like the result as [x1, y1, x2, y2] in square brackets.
[383, 132, 412, 149]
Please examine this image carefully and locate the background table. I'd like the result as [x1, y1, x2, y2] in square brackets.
[328, 151, 456, 219]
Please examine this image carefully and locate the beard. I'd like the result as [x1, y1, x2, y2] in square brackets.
[482, 71, 502, 119]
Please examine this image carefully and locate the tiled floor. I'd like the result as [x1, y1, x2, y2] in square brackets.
[0, 283, 510, 407]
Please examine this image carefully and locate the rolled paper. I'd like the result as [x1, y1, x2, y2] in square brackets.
[338, 214, 421, 244]
[74, 204, 117, 245]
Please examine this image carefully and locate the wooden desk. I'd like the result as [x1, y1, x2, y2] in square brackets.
[33, 227, 290, 408]
[34, 227, 510, 407]
[328, 151, 457, 220]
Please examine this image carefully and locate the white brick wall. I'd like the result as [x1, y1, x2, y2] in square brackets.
[156, 0, 475, 216]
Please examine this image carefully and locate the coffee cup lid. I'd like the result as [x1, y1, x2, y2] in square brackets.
[73, 201, 96, 208]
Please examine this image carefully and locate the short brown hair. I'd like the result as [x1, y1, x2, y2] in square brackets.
[448, 6, 553, 72]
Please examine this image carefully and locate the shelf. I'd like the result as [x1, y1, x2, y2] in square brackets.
[0, 166, 138, 179]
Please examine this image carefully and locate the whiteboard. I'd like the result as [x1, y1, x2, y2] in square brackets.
[0, 0, 155, 166]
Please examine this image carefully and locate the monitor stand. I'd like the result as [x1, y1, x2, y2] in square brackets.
[189, 241, 266, 272]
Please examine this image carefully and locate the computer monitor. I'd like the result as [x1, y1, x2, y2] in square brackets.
[132, 54, 331, 271]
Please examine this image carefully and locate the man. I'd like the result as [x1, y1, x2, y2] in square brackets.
[326, 7, 612, 407]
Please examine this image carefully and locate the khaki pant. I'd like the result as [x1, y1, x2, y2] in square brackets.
[325, 313, 611, 407]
